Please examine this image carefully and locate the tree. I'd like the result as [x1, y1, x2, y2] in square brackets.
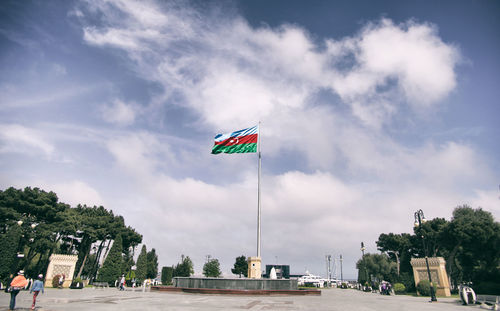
[375, 205, 499, 294]
[447, 206, 500, 289]
[98, 234, 123, 284]
[231, 255, 248, 277]
[161, 266, 173, 285]
[0, 186, 145, 283]
[135, 245, 148, 281]
[173, 255, 194, 277]
[146, 248, 159, 279]
[203, 259, 221, 278]
[413, 217, 448, 257]
[0, 224, 22, 284]
[356, 253, 397, 283]
[120, 226, 142, 276]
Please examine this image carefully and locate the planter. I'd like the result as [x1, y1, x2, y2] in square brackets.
[70, 282, 84, 289]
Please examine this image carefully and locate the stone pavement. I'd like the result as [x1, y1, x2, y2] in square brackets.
[0, 287, 477, 311]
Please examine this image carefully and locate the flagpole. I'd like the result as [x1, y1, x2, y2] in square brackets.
[257, 121, 261, 258]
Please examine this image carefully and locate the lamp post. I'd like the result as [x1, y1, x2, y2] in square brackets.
[414, 209, 437, 302]
[326, 255, 332, 285]
[360, 242, 368, 285]
[16, 216, 38, 272]
[340, 254, 343, 283]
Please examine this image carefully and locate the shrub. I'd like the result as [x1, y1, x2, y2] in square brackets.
[417, 280, 436, 296]
[70, 277, 84, 289]
[393, 283, 406, 294]
[52, 274, 61, 288]
[398, 272, 415, 293]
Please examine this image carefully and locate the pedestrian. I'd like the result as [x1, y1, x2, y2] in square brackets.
[30, 274, 44, 310]
[9, 270, 28, 311]
[58, 274, 65, 288]
[119, 275, 125, 291]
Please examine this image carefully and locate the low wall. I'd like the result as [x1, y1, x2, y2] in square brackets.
[174, 277, 298, 290]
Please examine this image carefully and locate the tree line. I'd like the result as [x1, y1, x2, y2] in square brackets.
[160, 255, 248, 284]
[357, 205, 500, 294]
[0, 186, 158, 286]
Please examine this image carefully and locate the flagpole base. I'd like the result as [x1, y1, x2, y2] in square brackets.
[247, 257, 262, 279]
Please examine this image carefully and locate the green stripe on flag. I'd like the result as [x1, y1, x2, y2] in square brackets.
[212, 143, 257, 154]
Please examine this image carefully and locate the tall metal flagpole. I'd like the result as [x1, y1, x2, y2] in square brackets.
[257, 122, 262, 258]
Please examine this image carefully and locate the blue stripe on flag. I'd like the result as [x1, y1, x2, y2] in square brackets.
[214, 125, 258, 142]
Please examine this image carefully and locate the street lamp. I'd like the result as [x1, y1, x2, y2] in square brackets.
[414, 209, 437, 302]
[360, 242, 368, 285]
[16, 217, 38, 272]
[340, 254, 343, 283]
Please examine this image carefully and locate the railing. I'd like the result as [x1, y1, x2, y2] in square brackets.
[476, 295, 499, 310]
[92, 282, 109, 289]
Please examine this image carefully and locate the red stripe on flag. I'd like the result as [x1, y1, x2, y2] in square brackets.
[214, 134, 258, 146]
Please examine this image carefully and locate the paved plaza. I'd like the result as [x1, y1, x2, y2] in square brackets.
[0, 287, 476, 311]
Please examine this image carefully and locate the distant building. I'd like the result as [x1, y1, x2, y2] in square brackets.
[264, 265, 290, 279]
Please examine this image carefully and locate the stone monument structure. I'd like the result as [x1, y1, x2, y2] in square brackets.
[247, 257, 262, 279]
[44, 254, 78, 288]
[410, 257, 451, 296]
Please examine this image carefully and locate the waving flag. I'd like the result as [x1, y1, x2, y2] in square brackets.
[212, 125, 258, 154]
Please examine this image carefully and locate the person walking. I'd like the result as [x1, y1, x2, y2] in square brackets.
[9, 270, 28, 311]
[30, 274, 44, 310]
[119, 275, 125, 291]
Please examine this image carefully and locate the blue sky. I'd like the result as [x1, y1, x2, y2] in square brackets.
[1, 0, 499, 279]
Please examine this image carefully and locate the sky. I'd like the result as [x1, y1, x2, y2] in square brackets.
[0, 0, 499, 279]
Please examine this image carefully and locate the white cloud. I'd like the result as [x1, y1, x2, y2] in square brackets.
[79, 2, 460, 136]
[0, 83, 99, 109]
[467, 189, 500, 219]
[0, 124, 54, 156]
[50, 180, 105, 207]
[328, 19, 460, 127]
[100, 99, 137, 126]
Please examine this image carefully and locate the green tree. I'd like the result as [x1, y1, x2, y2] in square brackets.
[135, 245, 148, 281]
[161, 266, 173, 285]
[98, 234, 123, 284]
[203, 259, 221, 277]
[413, 217, 448, 257]
[173, 255, 194, 277]
[375, 205, 499, 294]
[146, 248, 159, 279]
[231, 255, 248, 277]
[120, 226, 142, 276]
[377, 233, 412, 277]
[0, 187, 70, 278]
[0, 224, 22, 284]
[356, 253, 397, 283]
[0, 187, 145, 283]
[447, 206, 500, 289]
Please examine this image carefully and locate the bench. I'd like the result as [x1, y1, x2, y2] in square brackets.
[477, 295, 499, 310]
[92, 282, 109, 289]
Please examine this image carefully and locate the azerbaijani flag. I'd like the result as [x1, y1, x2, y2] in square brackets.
[211, 125, 258, 154]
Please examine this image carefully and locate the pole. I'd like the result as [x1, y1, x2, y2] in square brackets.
[340, 254, 343, 283]
[257, 122, 262, 258]
[414, 209, 437, 302]
[361, 242, 368, 284]
[326, 255, 331, 285]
